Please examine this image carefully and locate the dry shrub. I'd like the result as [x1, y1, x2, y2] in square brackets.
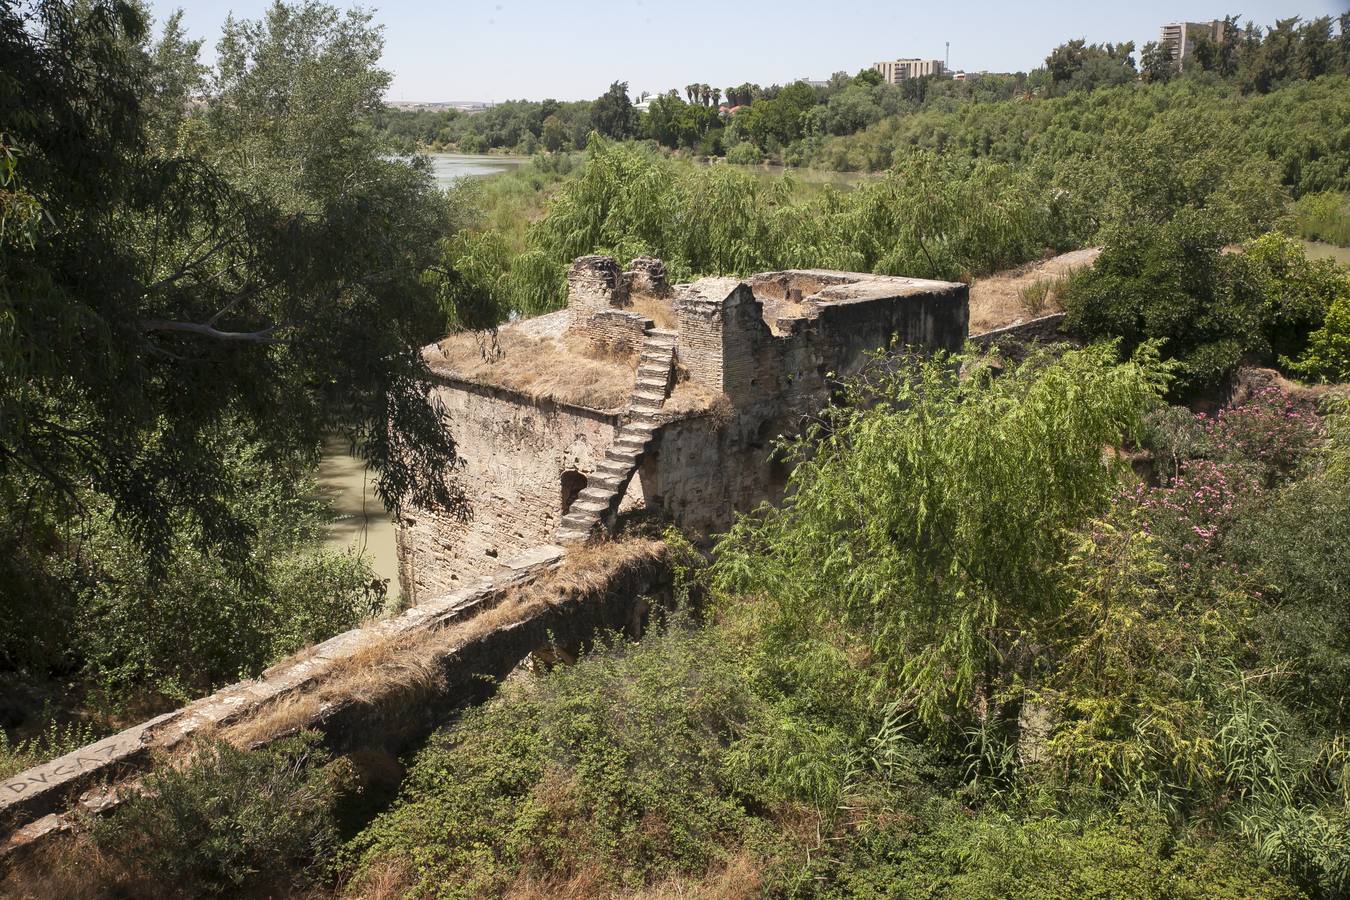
[505, 854, 763, 900]
[344, 860, 415, 900]
[630, 294, 678, 330]
[0, 833, 144, 900]
[662, 377, 723, 418]
[432, 328, 634, 410]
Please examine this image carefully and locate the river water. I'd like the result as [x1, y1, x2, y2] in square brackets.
[427, 152, 528, 188]
[319, 154, 525, 596]
[1301, 239, 1350, 266]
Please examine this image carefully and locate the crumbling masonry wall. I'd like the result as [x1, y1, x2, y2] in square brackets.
[400, 260, 968, 594]
[646, 270, 968, 534]
[395, 378, 643, 600]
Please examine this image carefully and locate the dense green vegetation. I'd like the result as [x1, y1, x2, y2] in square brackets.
[342, 349, 1349, 898]
[379, 12, 1350, 178]
[4, 2, 1350, 898]
[0, 0, 473, 733]
[1064, 229, 1350, 391]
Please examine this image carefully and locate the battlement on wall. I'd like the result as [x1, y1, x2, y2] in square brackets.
[563, 255, 969, 397]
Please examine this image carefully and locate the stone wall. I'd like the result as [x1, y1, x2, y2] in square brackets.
[673, 277, 739, 392]
[396, 377, 643, 600]
[566, 255, 628, 327]
[405, 263, 968, 587]
[649, 271, 969, 536]
[1, 542, 671, 857]
[624, 256, 669, 296]
[970, 312, 1068, 345]
[568, 309, 652, 358]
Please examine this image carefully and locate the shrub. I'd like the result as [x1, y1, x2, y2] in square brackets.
[1291, 191, 1350, 247]
[94, 732, 348, 897]
[808, 805, 1300, 899]
[1019, 277, 1054, 317]
[1293, 286, 1350, 383]
[714, 343, 1167, 730]
[0, 715, 98, 780]
[1064, 225, 1342, 392]
[1205, 386, 1324, 481]
[347, 623, 763, 898]
[725, 141, 762, 166]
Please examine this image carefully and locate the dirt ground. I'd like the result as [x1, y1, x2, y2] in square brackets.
[967, 248, 1101, 335]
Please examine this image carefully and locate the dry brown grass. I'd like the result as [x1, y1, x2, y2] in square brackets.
[503, 851, 763, 900]
[661, 376, 723, 419]
[431, 328, 635, 410]
[221, 537, 668, 750]
[0, 834, 129, 900]
[968, 247, 1100, 334]
[629, 294, 678, 330]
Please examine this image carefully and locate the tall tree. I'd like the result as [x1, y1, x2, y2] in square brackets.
[590, 80, 636, 139]
[0, 0, 463, 575]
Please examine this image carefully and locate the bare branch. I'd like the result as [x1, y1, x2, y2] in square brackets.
[140, 319, 283, 344]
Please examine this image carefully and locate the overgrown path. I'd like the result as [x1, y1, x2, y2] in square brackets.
[968, 247, 1101, 334]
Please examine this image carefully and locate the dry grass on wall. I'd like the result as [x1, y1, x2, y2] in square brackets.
[220, 537, 668, 751]
[629, 294, 678, 330]
[967, 247, 1100, 334]
[431, 329, 636, 410]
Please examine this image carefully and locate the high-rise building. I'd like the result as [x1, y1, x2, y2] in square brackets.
[872, 58, 946, 84]
[1159, 20, 1226, 70]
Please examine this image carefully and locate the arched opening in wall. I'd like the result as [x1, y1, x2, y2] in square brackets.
[560, 469, 588, 515]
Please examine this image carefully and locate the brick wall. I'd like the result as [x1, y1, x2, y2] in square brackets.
[566, 255, 628, 328]
[568, 309, 652, 359]
[396, 377, 644, 600]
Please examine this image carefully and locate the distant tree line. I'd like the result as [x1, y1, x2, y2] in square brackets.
[376, 11, 1350, 170]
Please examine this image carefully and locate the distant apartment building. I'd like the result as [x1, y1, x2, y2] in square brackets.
[872, 58, 946, 84]
[1159, 20, 1226, 69]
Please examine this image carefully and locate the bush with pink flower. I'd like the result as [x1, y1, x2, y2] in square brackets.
[1203, 386, 1323, 481]
[1131, 459, 1262, 584]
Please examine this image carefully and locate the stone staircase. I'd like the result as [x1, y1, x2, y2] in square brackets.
[555, 329, 676, 544]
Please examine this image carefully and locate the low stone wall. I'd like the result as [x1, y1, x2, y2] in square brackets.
[970, 312, 1068, 345]
[569, 309, 653, 358]
[0, 541, 671, 857]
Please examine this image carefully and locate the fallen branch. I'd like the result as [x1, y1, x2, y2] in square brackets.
[140, 319, 283, 344]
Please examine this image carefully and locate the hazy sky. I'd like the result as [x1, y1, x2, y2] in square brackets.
[149, 0, 1346, 103]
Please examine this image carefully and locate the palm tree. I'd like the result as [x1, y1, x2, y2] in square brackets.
[711, 87, 722, 106]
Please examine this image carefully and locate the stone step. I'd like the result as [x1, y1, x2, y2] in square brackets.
[555, 528, 591, 543]
[631, 390, 666, 406]
[559, 514, 594, 531]
[582, 478, 622, 497]
[578, 483, 620, 502]
[636, 370, 669, 384]
[606, 447, 640, 464]
[595, 456, 633, 473]
[635, 376, 670, 389]
[570, 499, 609, 515]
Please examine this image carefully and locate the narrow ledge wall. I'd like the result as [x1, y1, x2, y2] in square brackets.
[0, 540, 671, 859]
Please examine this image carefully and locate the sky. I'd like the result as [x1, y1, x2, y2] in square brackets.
[149, 0, 1347, 103]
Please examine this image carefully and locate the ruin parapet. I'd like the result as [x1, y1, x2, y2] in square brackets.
[624, 256, 670, 297]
